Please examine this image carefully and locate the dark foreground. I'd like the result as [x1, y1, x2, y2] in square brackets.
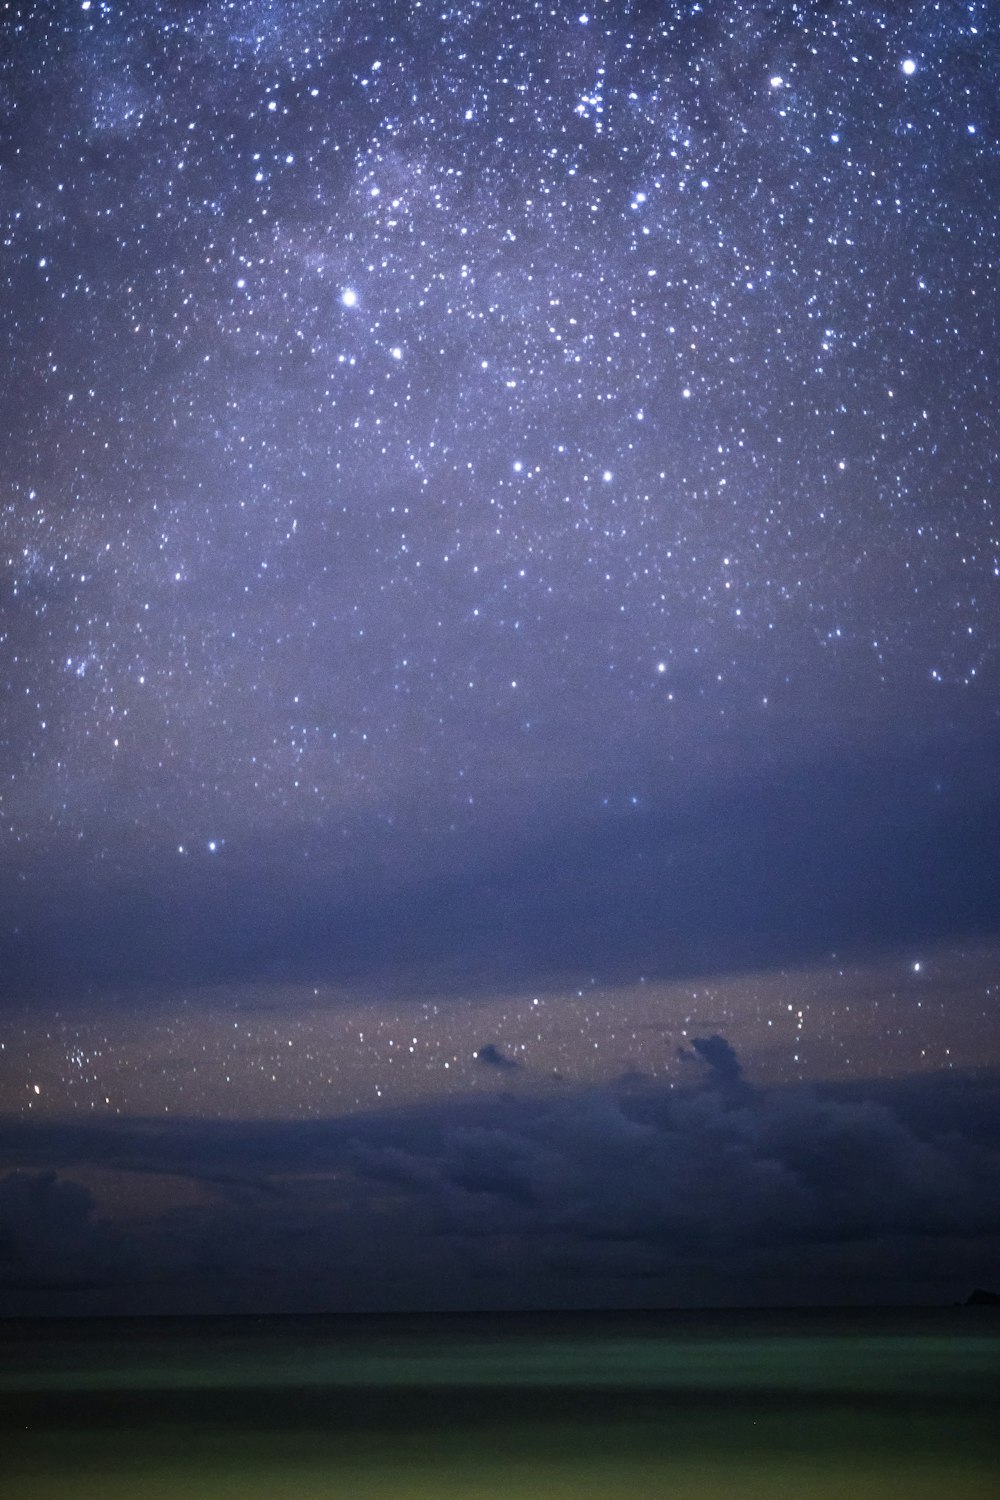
[2, 1309, 997, 1499]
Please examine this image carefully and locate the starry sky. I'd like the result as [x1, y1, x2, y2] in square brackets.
[1, 0, 999, 1314]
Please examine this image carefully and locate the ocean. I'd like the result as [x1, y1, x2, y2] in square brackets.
[2, 1309, 997, 1498]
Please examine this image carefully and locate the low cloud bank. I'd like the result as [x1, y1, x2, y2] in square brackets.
[0, 1170, 118, 1293]
[2, 1050, 998, 1313]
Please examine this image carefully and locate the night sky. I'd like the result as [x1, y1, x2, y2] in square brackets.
[1, 0, 999, 1314]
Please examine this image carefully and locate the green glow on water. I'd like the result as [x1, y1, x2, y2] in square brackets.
[4, 1313, 997, 1499]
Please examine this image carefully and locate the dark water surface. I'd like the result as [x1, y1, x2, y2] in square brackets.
[2, 1310, 997, 1498]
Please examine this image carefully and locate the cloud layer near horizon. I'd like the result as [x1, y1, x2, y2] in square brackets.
[4, 1048, 998, 1314]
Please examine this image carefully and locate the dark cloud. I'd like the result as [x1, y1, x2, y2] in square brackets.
[475, 1044, 522, 1071]
[3, 735, 999, 1004]
[2, 1061, 997, 1314]
[0, 1171, 116, 1292]
[684, 1035, 745, 1089]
